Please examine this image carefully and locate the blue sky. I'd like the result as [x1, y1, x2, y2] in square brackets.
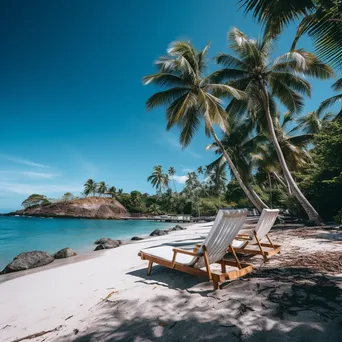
[0, 0, 339, 212]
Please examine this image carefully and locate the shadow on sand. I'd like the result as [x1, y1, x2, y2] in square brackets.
[56, 266, 342, 342]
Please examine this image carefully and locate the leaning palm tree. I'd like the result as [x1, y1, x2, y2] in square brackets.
[206, 115, 269, 208]
[97, 181, 107, 196]
[238, 0, 342, 70]
[143, 41, 266, 211]
[83, 179, 97, 197]
[168, 167, 177, 192]
[213, 28, 333, 223]
[106, 186, 117, 199]
[317, 78, 342, 119]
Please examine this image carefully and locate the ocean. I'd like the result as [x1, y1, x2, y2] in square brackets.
[0, 216, 172, 269]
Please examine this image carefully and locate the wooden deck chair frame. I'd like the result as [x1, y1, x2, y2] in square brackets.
[138, 210, 253, 290]
[233, 209, 281, 262]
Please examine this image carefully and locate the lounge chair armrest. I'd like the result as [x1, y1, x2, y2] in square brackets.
[172, 248, 199, 256]
[171, 248, 200, 269]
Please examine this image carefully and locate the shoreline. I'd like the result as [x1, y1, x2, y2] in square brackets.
[0, 221, 194, 282]
[0, 223, 341, 341]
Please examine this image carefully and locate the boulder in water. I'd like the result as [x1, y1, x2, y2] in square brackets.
[1, 251, 54, 274]
[54, 248, 77, 259]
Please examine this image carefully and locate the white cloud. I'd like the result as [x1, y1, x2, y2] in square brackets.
[0, 154, 51, 168]
[182, 168, 193, 173]
[172, 175, 188, 184]
[0, 182, 83, 195]
[20, 172, 56, 179]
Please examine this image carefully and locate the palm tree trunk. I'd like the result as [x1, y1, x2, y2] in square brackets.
[250, 186, 269, 209]
[268, 172, 273, 208]
[210, 128, 267, 212]
[272, 171, 292, 195]
[260, 83, 322, 224]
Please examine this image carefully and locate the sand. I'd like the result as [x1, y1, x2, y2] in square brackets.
[0, 222, 341, 342]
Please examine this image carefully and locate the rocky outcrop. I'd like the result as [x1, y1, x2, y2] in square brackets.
[54, 248, 77, 259]
[7, 197, 128, 220]
[1, 251, 54, 274]
[172, 225, 186, 231]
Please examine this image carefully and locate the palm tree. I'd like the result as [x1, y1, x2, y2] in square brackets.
[238, 0, 342, 70]
[295, 110, 335, 134]
[148, 203, 161, 215]
[168, 167, 177, 192]
[147, 165, 168, 196]
[214, 28, 333, 223]
[197, 166, 204, 174]
[97, 181, 107, 196]
[143, 40, 266, 211]
[107, 186, 117, 198]
[206, 115, 269, 208]
[317, 78, 342, 119]
[83, 179, 97, 197]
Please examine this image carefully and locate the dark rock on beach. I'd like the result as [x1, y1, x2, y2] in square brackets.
[172, 224, 186, 231]
[94, 241, 120, 251]
[54, 248, 77, 259]
[131, 236, 144, 241]
[1, 251, 54, 274]
[94, 238, 122, 245]
[150, 229, 168, 237]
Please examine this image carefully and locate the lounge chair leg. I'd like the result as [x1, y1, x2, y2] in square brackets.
[229, 244, 242, 269]
[266, 234, 275, 249]
[203, 246, 212, 280]
[254, 231, 268, 262]
[221, 262, 226, 273]
[147, 261, 153, 275]
[213, 281, 219, 290]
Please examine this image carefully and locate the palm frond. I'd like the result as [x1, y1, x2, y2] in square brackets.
[317, 94, 342, 115]
[143, 73, 190, 87]
[271, 81, 304, 113]
[146, 88, 189, 111]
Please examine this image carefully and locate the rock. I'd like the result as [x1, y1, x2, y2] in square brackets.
[150, 229, 168, 237]
[54, 248, 77, 259]
[171, 225, 186, 231]
[131, 236, 143, 241]
[94, 241, 120, 251]
[1, 251, 54, 274]
[94, 238, 121, 245]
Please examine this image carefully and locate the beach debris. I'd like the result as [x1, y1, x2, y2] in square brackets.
[103, 290, 120, 301]
[158, 320, 168, 327]
[73, 328, 79, 335]
[150, 229, 168, 237]
[11, 325, 63, 342]
[65, 315, 73, 321]
[54, 248, 77, 259]
[131, 236, 144, 241]
[1, 251, 54, 274]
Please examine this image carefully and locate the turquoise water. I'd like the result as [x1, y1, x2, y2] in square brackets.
[0, 216, 172, 269]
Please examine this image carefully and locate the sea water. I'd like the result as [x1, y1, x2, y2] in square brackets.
[0, 216, 172, 269]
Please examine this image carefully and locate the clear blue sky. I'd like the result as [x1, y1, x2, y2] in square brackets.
[0, 0, 338, 211]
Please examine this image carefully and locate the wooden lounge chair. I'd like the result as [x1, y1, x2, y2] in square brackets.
[138, 209, 253, 290]
[232, 209, 280, 262]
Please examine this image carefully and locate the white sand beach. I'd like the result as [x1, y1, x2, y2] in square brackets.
[0, 222, 342, 342]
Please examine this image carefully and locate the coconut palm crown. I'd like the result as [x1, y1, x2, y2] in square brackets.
[143, 40, 267, 211]
[212, 28, 333, 223]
